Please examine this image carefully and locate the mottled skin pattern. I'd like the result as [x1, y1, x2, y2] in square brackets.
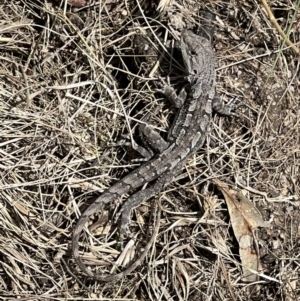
[72, 29, 232, 281]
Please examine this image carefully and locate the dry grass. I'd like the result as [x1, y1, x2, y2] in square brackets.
[0, 0, 299, 300]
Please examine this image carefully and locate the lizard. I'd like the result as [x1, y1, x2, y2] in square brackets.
[72, 19, 235, 282]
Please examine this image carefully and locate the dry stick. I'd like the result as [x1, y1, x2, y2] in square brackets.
[19, 66, 31, 109]
[261, 0, 299, 54]
[220, 258, 237, 301]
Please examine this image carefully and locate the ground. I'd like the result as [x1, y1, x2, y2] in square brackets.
[0, 0, 299, 300]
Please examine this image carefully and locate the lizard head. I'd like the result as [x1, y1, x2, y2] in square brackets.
[180, 30, 215, 79]
[180, 30, 216, 98]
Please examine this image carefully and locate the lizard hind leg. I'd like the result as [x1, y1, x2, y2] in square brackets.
[129, 104, 170, 163]
[137, 122, 169, 155]
[128, 121, 170, 164]
[107, 122, 169, 163]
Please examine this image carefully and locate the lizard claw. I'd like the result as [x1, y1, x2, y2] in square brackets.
[157, 76, 169, 85]
[226, 97, 243, 117]
[213, 96, 242, 117]
[114, 209, 122, 223]
[155, 76, 171, 94]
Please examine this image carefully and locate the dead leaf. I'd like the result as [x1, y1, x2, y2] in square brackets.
[213, 179, 270, 283]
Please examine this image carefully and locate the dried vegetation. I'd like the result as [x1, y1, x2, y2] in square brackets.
[0, 0, 299, 300]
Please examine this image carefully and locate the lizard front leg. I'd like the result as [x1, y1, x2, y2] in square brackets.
[158, 77, 188, 109]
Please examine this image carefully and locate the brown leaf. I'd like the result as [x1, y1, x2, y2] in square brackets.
[214, 179, 270, 283]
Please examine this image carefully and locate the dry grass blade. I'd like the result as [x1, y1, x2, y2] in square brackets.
[261, 0, 300, 53]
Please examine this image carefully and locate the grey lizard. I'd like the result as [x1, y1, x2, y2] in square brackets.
[72, 26, 235, 281]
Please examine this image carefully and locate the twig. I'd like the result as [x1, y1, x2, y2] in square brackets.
[261, 0, 299, 54]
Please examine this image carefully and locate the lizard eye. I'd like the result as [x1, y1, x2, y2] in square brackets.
[189, 50, 196, 56]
